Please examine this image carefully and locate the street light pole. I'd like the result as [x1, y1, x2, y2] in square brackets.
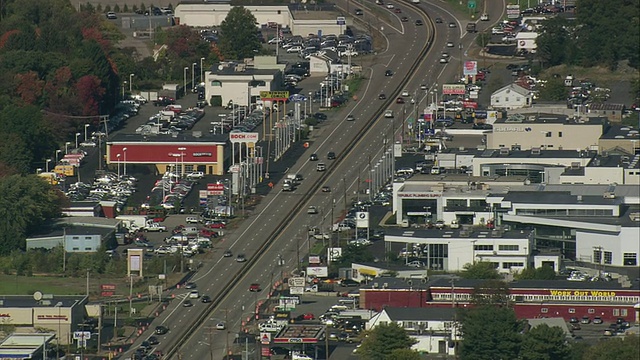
[65, 142, 71, 155]
[123, 147, 128, 177]
[191, 62, 196, 92]
[129, 73, 134, 93]
[46, 159, 52, 172]
[55, 150, 62, 163]
[122, 81, 126, 98]
[183, 67, 189, 97]
[116, 154, 121, 178]
[200, 57, 205, 83]
[84, 124, 90, 142]
[75, 133, 81, 149]
[178, 147, 187, 178]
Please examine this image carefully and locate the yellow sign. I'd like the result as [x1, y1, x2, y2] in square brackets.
[550, 290, 616, 297]
[358, 268, 378, 276]
[260, 91, 289, 100]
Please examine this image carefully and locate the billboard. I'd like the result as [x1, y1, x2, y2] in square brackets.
[229, 132, 259, 143]
[356, 212, 369, 228]
[463, 61, 478, 76]
[507, 4, 520, 19]
[259, 91, 289, 101]
[442, 84, 466, 95]
[207, 183, 225, 195]
[307, 266, 329, 277]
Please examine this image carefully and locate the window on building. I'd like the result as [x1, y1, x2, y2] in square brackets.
[569, 308, 575, 314]
[541, 308, 548, 313]
[447, 199, 467, 208]
[621, 309, 627, 316]
[427, 243, 449, 271]
[84, 236, 92, 240]
[72, 247, 79, 251]
[469, 199, 487, 209]
[613, 309, 619, 316]
[498, 245, 519, 251]
[588, 308, 595, 314]
[516, 97, 521, 102]
[594, 249, 602, 263]
[72, 236, 79, 240]
[604, 251, 612, 265]
[474, 244, 493, 251]
[85, 247, 92, 251]
[558, 132, 563, 137]
[545, 131, 552, 137]
[211, 80, 222, 86]
[505, 97, 509, 102]
[623, 253, 637, 266]
[502, 262, 524, 269]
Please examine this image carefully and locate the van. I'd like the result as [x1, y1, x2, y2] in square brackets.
[182, 227, 198, 235]
[384, 109, 394, 118]
[396, 168, 415, 176]
[286, 173, 303, 183]
[188, 290, 200, 299]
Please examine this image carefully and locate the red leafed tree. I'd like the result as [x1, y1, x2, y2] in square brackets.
[81, 27, 111, 54]
[0, 29, 19, 49]
[15, 71, 45, 105]
[75, 75, 104, 116]
[166, 25, 200, 58]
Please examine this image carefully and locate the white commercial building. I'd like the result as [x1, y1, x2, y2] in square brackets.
[204, 60, 282, 108]
[366, 307, 460, 356]
[515, 31, 538, 53]
[487, 113, 607, 151]
[490, 84, 532, 109]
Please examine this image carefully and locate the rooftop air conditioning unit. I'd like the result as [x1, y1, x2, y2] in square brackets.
[603, 192, 615, 199]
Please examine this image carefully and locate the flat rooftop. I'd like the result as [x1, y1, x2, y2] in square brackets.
[476, 148, 595, 159]
[385, 227, 532, 240]
[601, 124, 640, 140]
[501, 191, 620, 205]
[109, 132, 227, 144]
[0, 295, 87, 308]
[430, 278, 640, 290]
[274, 324, 324, 343]
[495, 113, 606, 125]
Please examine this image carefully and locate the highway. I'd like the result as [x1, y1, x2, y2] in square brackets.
[119, 1, 506, 359]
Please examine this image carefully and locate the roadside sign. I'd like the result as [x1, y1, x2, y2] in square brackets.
[260, 332, 272, 345]
[468, 0, 476, 9]
[288, 277, 305, 287]
[207, 183, 225, 196]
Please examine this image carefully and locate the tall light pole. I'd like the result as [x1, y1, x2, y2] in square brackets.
[129, 73, 134, 93]
[55, 150, 62, 163]
[191, 62, 197, 92]
[116, 154, 121, 178]
[183, 67, 189, 97]
[46, 159, 52, 172]
[200, 57, 205, 83]
[123, 147, 128, 177]
[75, 133, 81, 149]
[84, 124, 90, 142]
[65, 142, 71, 155]
[178, 147, 187, 178]
[122, 81, 127, 98]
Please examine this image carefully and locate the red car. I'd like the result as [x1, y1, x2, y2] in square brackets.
[199, 229, 218, 238]
[394, 8, 401, 13]
[205, 222, 226, 229]
[396, 97, 405, 104]
[249, 283, 261, 292]
[302, 313, 315, 320]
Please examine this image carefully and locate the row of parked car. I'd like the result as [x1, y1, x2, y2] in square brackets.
[274, 33, 372, 60]
[65, 173, 138, 214]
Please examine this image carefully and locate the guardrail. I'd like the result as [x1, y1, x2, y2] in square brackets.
[161, 4, 436, 359]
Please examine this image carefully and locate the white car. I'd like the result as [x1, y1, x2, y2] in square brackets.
[439, 57, 449, 64]
[286, 46, 303, 53]
[480, 13, 489, 21]
[446, 42, 454, 47]
[216, 322, 226, 330]
[188, 290, 200, 299]
[186, 171, 204, 180]
[401, 90, 410, 97]
[80, 141, 96, 147]
[268, 37, 281, 44]
[386, 4, 394, 9]
[185, 217, 199, 224]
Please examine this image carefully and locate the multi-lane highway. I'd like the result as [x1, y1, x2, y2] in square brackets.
[120, 1, 506, 359]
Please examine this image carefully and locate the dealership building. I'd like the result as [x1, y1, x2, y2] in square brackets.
[107, 132, 228, 176]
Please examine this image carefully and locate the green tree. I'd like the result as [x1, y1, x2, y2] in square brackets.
[538, 77, 568, 102]
[460, 261, 501, 279]
[475, 31, 491, 48]
[471, 279, 511, 306]
[459, 305, 523, 360]
[386, 348, 422, 360]
[583, 335, 640, 360]
[517, 266, 557, 280]
[536, 17, 573, 67]
[520, 324, 570, 360]
[356, 323, 417, 360]
[219, 6, 261, 60]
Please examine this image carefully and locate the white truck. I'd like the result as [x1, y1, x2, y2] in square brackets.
[116, 215, 150, 232]
[145, 223, 167, 232]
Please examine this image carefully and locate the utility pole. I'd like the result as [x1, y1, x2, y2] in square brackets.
[225, 309, 230, 357]
[86, 270, 90, 297]
[97, 305, 102, 354]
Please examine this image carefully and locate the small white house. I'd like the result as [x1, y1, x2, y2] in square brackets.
[490, 83, 532, 109]
[366, 307, 460, 355]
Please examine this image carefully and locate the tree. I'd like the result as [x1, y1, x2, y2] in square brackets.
[460, 261, 501, 279]
[537, 77, 568, 102]
[219, 6, 261, 60]
[471, 279, 511, 306]
[386, 348, 422, 360]
[355, 323, 417, 360]
[516, 266, 557, 280]
[520, 324, 570, 360]
[536, 17, 572, 67]
[459, 305, 523, 360]
[582, 335, 640, 360]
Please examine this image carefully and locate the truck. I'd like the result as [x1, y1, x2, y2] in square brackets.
[38, 172, 61, 185]
[466, 23, 477, 33]
[335, 309, 376, 320]
[116, 215, 150, 232]
[145, 223, 167, 232]
[54, 164, 76, 177]
[283, 180, 295, 192]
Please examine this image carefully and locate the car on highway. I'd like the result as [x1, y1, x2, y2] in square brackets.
[420, 84, 428, 90]
[249, 283, 261, 292]
[384, 69, 393, 76]
[393, 8, 401, 13]
[321, 186, 331, 192]
[435, 17, 443, 23]
[184, 282, 196, 289]
[401, 16, 408, 22]
[346, 114, 355, 121]
[480, 13, 489, 21]
[415, 19, 423, 26]
[327, 152, 336, 160]
[188, 290, 200, 299]
[155, 325, 169, 335]
[386, 4, 394, 9]
[446, 42, 454, 47]
[223, 250, 233, 257]
[236, 254, 247, 262]
[313, 112, 327, 120]
[355, 8, 363, 15]
[439, 57, 449, 64]
[307, 206, 318, 214]
[401, 90, 410, 97]
[309, 153, 319, 161]
[396, 97, 405, 104]
[378, 93, 386, 100]
[147, 336, 159, 345]
[449, 22, 457, 28]
[216, 322, 226, 330]
[183, 300, 193, 307]
[316, 163, 326, 171]
[201, 295, 211, 303]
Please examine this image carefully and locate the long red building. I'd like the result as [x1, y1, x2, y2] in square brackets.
[359, 278, 640, 324]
